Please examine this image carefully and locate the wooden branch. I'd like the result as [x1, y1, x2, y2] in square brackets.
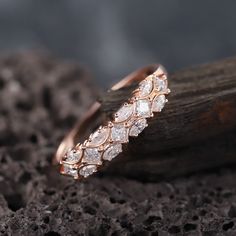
[101, 58, 236, 180]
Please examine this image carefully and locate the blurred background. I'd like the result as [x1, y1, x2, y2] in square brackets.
[0, 0, 236, 87]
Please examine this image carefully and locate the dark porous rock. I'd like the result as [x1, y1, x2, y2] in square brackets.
[0, 52, 236, 236]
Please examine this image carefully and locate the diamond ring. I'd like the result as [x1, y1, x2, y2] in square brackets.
[54, 64, 170, 180]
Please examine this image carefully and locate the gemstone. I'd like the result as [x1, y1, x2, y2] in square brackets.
[129, 118, 147, 137]
[62, 164, 78, 178]
[111, 124, 128, 143]
[135, 99, 152, 118]
[83, 148, 102, 165]
[115, 103, 134, 122]
[139, 79, 153, 97]
[153, 75, 167, 91]
[152, 95, 166, 112]
[103, 143, 122, 161]
[64, 149, 82, 164]
[88, 127, 109, 146]
[79, 165, 97, 178]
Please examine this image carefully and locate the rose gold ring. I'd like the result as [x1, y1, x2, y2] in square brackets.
[53, 64, 170, 180]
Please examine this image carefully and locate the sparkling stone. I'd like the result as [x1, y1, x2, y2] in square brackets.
[64, 149, 82, 164]
[88, 127, 109, 146]
[129, 119, 147, 137]
[83, 148, 102, 165]
[103, 143, 122, 161]
[79, 165, 97, 178]
[139, 79, 153, 97]
[111, 124, 128, 143]
[135, 99, 152, 118]
[63, 164, 78, 178]
[153, 75, 167, 91]
[115, 103, 134, 122]
[152, 95, 166, 112]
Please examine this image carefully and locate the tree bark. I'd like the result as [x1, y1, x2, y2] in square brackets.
[101, 58, 236, 181]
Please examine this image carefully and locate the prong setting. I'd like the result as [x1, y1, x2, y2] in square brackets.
[60, 65, 170, 180]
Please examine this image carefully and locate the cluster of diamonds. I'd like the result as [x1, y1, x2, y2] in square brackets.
[60, 68, 170, 179]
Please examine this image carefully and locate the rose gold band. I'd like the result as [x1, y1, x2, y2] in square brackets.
[53, 64, 170, 180]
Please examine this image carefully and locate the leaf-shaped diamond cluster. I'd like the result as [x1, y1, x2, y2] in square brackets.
[60, 68, 170, 179]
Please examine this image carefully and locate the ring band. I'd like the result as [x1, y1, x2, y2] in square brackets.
[54, 64, 170, 180]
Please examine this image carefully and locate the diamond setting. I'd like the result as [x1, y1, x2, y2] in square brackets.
[153, 75, 167, 91]
[129, 118, 147, 137]
[135, 99, 152, 118]
[63, 149, 82, 164]
[83, 148, 102, 165]
[88, 127, 109, 146]
[139, 79, 153, 97]
[59, 65, 170, 180]
[103, 143, 122, 161]
[111, 124, 128, 143]
[62, 164, 78, 178]
[79, 165, 97, 178]
[152, 95, 166, 112]
[115, 103, 134, 122]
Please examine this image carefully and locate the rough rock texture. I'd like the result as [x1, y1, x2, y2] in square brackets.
[0, 52, 236, 236]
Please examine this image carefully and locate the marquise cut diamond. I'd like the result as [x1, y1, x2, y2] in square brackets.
[152, 95, 166, 112]
[79, 165, 97, 178]
[103, 143, 122, 161]
[115, 103, 134, 122]
[129, 118, 147, 137]
[139, 79, 153, 97]
[88, 127, 109, 146]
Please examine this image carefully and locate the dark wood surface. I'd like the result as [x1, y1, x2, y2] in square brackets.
[102, 58, 236, 180]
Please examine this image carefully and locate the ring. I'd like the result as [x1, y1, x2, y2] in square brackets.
[54, 64, 170, 180]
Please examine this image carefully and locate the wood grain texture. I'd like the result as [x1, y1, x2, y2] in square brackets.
[101, 58, 236, 180]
